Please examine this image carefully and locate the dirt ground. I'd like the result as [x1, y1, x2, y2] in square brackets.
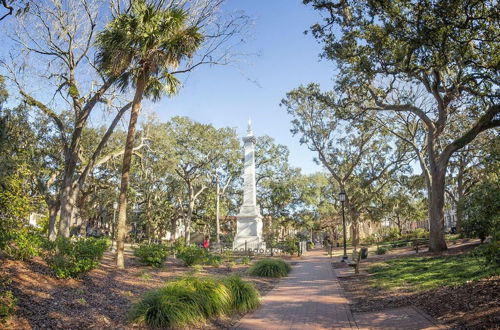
[333, 240, 500, 330]
[0, 250, 282, 330]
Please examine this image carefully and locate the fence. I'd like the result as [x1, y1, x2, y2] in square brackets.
[211, 240, 308, 257]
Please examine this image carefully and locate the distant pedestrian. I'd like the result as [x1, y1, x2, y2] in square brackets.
[203, 236, 209, 249]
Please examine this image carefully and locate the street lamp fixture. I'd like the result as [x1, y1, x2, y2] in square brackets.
[339, 190, 348, 261]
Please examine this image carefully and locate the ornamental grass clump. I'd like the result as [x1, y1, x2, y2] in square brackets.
[129, 275, 260, 328]
[222, 274, 260, 313]
[180, 277, 232, 318]
[129, 283, 204, 328]
[248, 258, 291, 278]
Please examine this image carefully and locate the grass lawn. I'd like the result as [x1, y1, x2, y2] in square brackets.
[368, 252, 499, 292]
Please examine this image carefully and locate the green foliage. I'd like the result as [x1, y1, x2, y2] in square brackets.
[248, 258, 291, 278]
[207, 254, 222, 267]
[187, 265, 203, 275]
[96, 2, 203, 99]
[472, 229, 500, 268]
[130, 275, 259, 328]
[172, 237, 186, 254]
[306, 241, 314, 250]
[225, 261, 236, 270]
[129, 281, 204, 328]
[138, 270, 152, 281]
[176, 245, 207, 266]
[179, 277, 231, 318]
[385, 227, 401, 241]
[376, 246, 389, 255]
[368, 251, 499, 292]
[240, 256, 251, 265]
[0, 290, 17, 320]
[0, 176, 31, 218]
[222, 274, 260, 313]
[460, 181, 500, 242]
[46, 237, 108, 278]
[362, 234, 378, 245]
[0, 214, 43, 261]
[281, 236, 299, 255]
[407, 228, 429, 239]
[133, 243, 169, 268]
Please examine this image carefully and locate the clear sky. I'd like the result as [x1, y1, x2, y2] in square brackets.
[0, 0, 335, 174]
[149, 0, 336, 174]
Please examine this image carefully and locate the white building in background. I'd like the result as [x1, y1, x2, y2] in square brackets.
[444, 209, 457, 233]
[28, 213, 45, 227]
[162, 220, 185, 241]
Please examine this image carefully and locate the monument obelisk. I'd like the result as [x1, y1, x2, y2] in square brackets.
[233, 120, 265, 250]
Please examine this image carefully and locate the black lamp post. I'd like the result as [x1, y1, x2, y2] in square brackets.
[339, 190, 348, 261]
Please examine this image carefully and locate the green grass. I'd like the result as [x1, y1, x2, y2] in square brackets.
[368, 252, 499, 292]
[248, 258, 291, 278]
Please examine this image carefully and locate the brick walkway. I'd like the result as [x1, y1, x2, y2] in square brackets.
[234, 249, 356, 329]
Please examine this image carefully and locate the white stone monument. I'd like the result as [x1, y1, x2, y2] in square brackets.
[233, 120, 265, 250]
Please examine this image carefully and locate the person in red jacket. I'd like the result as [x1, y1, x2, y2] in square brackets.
[203, 236, 209, 249]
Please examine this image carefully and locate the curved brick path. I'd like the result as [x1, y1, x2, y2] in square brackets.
[234, 249, 356, 329]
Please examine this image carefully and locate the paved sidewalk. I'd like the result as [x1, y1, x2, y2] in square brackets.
[234, 249, 356, 329]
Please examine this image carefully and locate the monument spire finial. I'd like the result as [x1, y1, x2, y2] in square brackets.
[247, 118, 253, 136]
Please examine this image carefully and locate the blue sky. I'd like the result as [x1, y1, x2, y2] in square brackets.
[0, 0, 335, 174]
[150, 0, 336, 174]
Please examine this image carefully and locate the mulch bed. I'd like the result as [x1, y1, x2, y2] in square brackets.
[333, 241, 500, 330]
[0, 251, 281, 330]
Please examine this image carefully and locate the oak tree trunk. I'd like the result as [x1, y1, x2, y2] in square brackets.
[428, 168, 448, 252]
[48, 200, 60, 241]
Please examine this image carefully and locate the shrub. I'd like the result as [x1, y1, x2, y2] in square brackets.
[133, 243, 169, 268]
[281, 237, 299, 256]
[130, 275, 258, 328]
[362, 234, 378, 245]
[460, 181, 500, 242]
[207, 254, 222, 267]
[385, 227, 401, 241]
[3, 227, 43, 261]
[0, 290, 17, 320]
[240, 256, 251, 265]
[172, 237, 186, 254]
[376, 246, 389, 255]
[223, 274, 260, 313]
[248, 258, 291, 278]
[0, 214, 43, 261]
[472, 227, 500, 267]
[46, 237, 108, 278]
[176, 245, 207, 266]
[306, 241, 314, 250]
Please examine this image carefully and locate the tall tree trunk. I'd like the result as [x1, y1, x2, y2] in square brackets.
[116, 72, 146, 269]
[58, 179, 75, 237]
[396, 213, 402, 235]
[184, 199, 195, 245]
[428, 168, 448, 252]
[48, 199, 60, 241]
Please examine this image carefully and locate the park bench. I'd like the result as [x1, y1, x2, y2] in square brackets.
[347, 249, 362, 274]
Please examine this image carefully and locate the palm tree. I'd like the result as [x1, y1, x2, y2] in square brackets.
[96, 0, 203, 269]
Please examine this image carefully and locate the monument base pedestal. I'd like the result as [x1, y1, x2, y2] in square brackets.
[233, 213, 266, 251]
[233, 235, 266, 250]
